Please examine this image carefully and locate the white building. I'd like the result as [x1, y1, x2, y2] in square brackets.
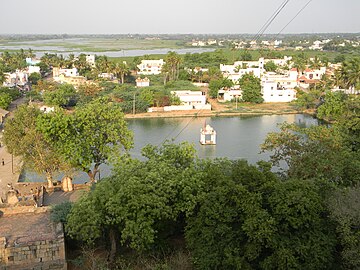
[260, 68, 298, 102]
[86, 54, 96, 67]
[262, 69, 299, 89]
[161, 90, 211, 111]
[137, 59, 165, 75]
[264, 56, 292, 67]
[53, 67, 79, 78]
[274, 40, 283, 47]
[27, 66, 41, 74]
[220, 58, 265, 83]
[98, 73, 116, 80]
[135, 77, 150, 87]
[261, 81, 297, 102]
[309, 40, 323, 50]
[3, 70, 28, 87]
[217, 88, 242, 102]
[25, 58, 41, 66]
[303, 67, 326, 80]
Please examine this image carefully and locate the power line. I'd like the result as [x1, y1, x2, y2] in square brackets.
[269, 0, 313, 45]
[253, 0, 289, 41]
[253, 0, 291, 43]
[277, 0, 313, 36]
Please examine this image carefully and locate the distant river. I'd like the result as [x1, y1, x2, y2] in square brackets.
[0, 46, 215, 57]
[19, 114, 318, 184]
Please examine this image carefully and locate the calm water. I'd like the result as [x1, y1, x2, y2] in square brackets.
[0, 46, 215, 57]
[20, 114, 318, 183]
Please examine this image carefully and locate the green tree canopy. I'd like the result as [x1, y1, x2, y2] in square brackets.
[38, 98, 133, 183]
[186, 159, 336, 269]
[3, 105, 68, 187]
[43, 84, 78, 107]
[66, 142, 200, 262]
[239, 73, 263, 103]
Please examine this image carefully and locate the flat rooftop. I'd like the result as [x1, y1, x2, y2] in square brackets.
[0, 212, 57, 247]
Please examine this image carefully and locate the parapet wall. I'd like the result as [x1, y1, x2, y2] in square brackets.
[0, 212, 67, 270]
[0, 236, 66, 270]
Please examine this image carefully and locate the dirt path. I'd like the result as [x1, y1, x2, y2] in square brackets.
[0, 96, 27, 200]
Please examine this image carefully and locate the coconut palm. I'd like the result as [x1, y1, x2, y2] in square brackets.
[337, 58, 360, 92]
[164, 51, 181, 81]
[0, 70, 6, 85]
[112, 62, 130, 84]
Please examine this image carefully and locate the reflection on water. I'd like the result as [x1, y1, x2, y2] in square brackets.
[19, 114, 318, 183]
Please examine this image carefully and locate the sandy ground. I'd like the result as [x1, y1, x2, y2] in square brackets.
[0, 97, 26, 200]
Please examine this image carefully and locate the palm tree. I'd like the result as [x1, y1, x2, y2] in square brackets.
[164, 51, 181, 81]
[309, 56, 321, 69]
[338, 58, 360, 92]
[26, 48, 36, 59]
[346, 58, 360, 92]
[112, 62, 130, 84]
[0, 70, 6, 85]
[95, 56, 111, 73]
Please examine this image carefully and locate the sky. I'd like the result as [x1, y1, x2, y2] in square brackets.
[0, 0, 359, 34]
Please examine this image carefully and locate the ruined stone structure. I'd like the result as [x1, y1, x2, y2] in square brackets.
[0, 211, 66, 270]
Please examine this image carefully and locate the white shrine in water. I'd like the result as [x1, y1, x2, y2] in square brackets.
[200, 124, 216, 145]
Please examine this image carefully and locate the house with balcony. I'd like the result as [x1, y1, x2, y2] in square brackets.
[298, 67, 326, 89]
[137, 59, 165, 75]
[220, 58, 265, 84]
[261, 80, 297, 102]
[3, 70, 28, 87]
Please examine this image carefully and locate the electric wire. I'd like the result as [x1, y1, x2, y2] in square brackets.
[254, 0, 291, 43]
[269, 0, 313, 45]
[253, 0, 289, 41]
[277, 0, 313, 36]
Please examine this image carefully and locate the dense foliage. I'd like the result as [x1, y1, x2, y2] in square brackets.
[239, 73, 263, 103]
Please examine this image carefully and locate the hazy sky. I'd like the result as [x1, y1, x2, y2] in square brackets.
[1, 0, 359, 34]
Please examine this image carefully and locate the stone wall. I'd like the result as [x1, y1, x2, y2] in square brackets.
[0, 212, 67, 270]
[0, 236, 66, 270]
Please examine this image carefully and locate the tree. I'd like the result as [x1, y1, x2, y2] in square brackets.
[0, 70, 6, 85]
[329, 186, 360, 269]
[317, 91, 347, 121]
[294, 88, 323, 109]
[292, 53, 308, 73]
[28, 72, 41, 85]
[39, 98, 133, 183]
[66, 142, 200, 263]
[163, 51, 182, 82]
[239, 73, 263, 103]
[0, 92, 12, 109]
[309, 55, 322, 69]
[208, 78, 233, 98]
[112, 62, 129, 84]
[186, 159, 336, 269]
[261, 123, 360, 185]
[337, 58, 360, 91]
[238, 50, 252, 61]
[334, 54, 345, 64]
[264, 61, 278, 72]
[43, 84, 78, 107]
[3, 105, 68, 187]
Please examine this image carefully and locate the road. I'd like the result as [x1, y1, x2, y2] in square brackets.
[0, 96, 26, 201]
